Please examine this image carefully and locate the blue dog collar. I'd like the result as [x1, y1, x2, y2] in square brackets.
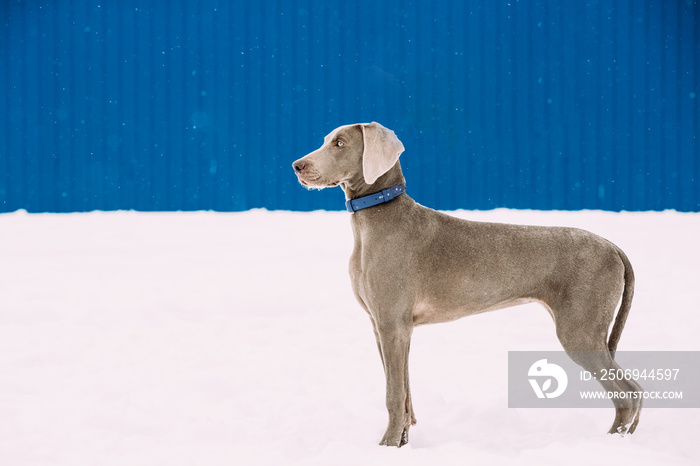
[345, 184, 407, 213]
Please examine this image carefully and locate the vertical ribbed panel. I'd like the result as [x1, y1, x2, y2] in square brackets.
[0, 0, 698, 212]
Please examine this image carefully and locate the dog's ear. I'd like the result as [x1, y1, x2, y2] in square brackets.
[361, 122, 405, 185]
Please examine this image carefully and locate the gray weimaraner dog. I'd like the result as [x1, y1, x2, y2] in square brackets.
[292, 122, 642, 447]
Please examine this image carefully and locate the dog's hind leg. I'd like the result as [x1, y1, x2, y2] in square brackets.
[554, 309, 643, 434]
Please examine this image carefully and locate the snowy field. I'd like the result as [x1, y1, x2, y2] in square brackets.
[0, 208, 698, 465]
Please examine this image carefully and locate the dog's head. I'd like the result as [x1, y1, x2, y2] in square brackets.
[292, 122, 405, 190]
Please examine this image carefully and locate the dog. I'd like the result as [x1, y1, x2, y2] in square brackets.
[292, 122, 642, 447]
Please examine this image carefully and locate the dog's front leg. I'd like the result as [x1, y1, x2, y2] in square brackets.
[376, 321, 413, 447]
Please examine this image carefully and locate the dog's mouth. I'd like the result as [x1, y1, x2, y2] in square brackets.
[296, 174, 339, 189]
[297, 174, 320, 188]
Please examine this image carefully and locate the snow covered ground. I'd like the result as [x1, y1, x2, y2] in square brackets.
[0, 208, 698, 465]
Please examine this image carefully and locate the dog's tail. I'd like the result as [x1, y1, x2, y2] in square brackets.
[608, 246, 635, 359]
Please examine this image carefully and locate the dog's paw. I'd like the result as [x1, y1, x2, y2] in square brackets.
[379, 426, 409, 447]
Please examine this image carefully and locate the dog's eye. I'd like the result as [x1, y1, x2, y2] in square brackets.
[336, 140, 344, 147]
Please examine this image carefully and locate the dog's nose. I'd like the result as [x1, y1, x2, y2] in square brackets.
[293, 160, 306, 172]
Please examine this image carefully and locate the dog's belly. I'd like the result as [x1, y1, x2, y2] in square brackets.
[412, 297, 543, 326]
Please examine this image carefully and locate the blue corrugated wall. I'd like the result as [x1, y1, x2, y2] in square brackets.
[1, 0, 698, 212]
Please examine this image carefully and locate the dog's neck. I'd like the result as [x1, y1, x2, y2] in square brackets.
[340, 163, 406, 201]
